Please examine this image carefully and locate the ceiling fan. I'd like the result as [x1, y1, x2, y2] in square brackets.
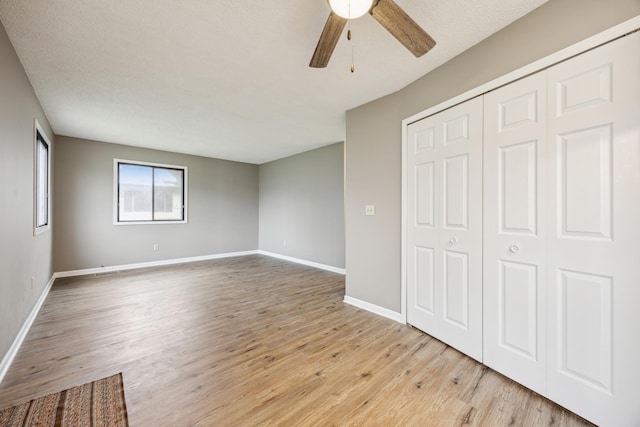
[310, 0, 436, 68]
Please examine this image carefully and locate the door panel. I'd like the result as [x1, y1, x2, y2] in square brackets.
[499, 90, 538, 130]
[557, 63, 612, 115]
[499, 260, 538, 359]
[444, 154, 469, 229]
[414, 162, 435, 227]
[546, 31, 640, 426]
[407, 96, 483, 362]
[443, 250, 468, 328]
[414, 126, 435, 152]
[557, 269, 612, 393]
[483, 71, 548, 394]
[499, 140, 537, 235]
[558, 125, 612, 239]
[444, 114, 469, 145]
[414, 246, 434, 313]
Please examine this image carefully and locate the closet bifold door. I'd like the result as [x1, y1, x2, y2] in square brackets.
[482, 72, 548, 395]
[406, 96, 483, 362]
[545, 31, 640, 426]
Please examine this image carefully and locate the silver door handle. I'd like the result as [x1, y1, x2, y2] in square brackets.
[509, 245, 520, 254]
[449, 237, 458, 245]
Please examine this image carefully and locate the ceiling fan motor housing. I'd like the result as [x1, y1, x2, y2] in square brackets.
[328, 0, 374, 19]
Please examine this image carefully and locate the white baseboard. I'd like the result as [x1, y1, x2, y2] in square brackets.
[343, 296, 404, 323]
[257, 251, 346, 275]
[0, 274, 55, 385]
[55, 250, 260, 278]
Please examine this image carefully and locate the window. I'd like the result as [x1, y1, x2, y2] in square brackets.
[114, 159, 187, 224]
[34, 121, 51, 234]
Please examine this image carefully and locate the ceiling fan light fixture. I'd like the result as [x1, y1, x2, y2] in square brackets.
[328, 0, 373, 19]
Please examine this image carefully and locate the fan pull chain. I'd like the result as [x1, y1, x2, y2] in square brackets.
[351, 46, 355, 73]
[348, 2, 355, 73]
[347, 18, 355, 73]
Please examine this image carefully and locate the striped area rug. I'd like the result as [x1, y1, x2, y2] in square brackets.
[0, 373, 128, 427]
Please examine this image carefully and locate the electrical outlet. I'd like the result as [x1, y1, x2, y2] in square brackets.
[153, 244, 159, 251]
[30, 276, 34, 289]
[283, 240, 287, 247]
[365, 205, 376, 216]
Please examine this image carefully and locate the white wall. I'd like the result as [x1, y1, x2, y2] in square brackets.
[53, 136, 259, 272]
[0, 21, 55, 366]
[259, 143, 344, 269]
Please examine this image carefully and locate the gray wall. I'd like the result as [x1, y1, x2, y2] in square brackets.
[53, 137, 258, 272]
[345, 0, 640, 312]
[0, 21, 55, 364]
[259, 143, 344, 269]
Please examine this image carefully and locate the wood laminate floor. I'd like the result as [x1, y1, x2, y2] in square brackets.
[0, 255, 592, 426]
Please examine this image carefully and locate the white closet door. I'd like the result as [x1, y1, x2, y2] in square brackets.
[407, 97, 483, 361]
[546, 32, 640, 426]
[483, 72, 548, 394]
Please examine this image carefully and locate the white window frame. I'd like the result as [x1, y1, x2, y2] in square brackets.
[113, 158, 188, 225]
[34, 120, 52, 235]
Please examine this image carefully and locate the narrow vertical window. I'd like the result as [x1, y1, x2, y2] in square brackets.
[114, 159, 187, 224]
[34, 122, 51, 234]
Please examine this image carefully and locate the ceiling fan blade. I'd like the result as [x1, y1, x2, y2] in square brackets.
[309, 12, 347, 68]
[370, 0, 436, 57]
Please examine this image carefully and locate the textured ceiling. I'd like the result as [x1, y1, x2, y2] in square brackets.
[0, 0, 548, 164]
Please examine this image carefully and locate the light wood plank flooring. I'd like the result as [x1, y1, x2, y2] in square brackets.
[0, 255, 592, 426]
